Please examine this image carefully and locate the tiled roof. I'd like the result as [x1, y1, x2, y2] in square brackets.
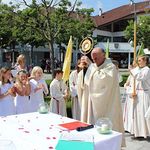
[92, 1, 150, 27]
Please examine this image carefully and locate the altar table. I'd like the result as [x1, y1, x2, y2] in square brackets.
[0, 112, 122, 150]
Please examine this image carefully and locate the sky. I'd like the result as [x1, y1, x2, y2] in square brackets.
[2, 0, 145, 15]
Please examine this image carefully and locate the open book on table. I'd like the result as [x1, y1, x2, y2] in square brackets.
[56, 132, 94, 150]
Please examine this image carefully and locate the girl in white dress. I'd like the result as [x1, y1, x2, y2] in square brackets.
[0, 67, 16, 116]
[29, 66, 48, 112]
[14, 70, 31, 114]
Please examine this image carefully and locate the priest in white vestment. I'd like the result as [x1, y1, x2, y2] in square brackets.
[50, 70, 68, 116]
[77, 47, 125, 146]
[130, 55, 150, 138]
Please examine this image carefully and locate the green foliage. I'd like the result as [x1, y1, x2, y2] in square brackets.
[119, 74, 129, 87]
[45, 79, 52, 86]
[124, 15, 150, 49]
[0, 3, 17, 48]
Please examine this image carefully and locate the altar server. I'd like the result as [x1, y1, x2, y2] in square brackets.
[130, 55, 150, 138]
[69, 60, 82, 120]
[50, 69, 68, 116]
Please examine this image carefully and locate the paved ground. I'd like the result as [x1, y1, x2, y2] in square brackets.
[123, 133, 150, 150]
[43, 73, 150, 150]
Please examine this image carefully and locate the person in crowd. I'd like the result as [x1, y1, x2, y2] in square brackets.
[130, 55, 150, 138]
[14, 69, 31, 114]
[15, 54, 27, 71]
[40, 58, 46, 73]
[123, 64, 136, 133]
[50, 69, 68, 116]
[0, 69, 2, 85]
[0, 67, 16, 116]
[11, 54, 28, 78]
[77, 56, 92, 123]
[29, 66, 49, 112]
[69, 60, 82, 120]
[77, 47, 125, 146]
[45, 59, 51, 73]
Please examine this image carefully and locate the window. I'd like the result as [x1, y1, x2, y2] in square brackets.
[97, 35, 111, 42]
[113, 36, 128, 42]
[113, 19, 129, 32]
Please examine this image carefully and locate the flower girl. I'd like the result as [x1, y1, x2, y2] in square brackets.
[14, 70, 31, 114]
[29, 66, 48, 112]
[0, 67, 16, 116]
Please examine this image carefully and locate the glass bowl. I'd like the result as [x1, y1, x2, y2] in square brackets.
[96, 118, 112, 134]
[0, 139, 16, 150]
[38, 102, 49, 114]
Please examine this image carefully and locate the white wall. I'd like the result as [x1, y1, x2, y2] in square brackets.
[96, 42, 135, 53]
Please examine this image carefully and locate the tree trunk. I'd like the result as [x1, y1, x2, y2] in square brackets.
[48, 40, 55, 79]
[58, 43, 62, 69]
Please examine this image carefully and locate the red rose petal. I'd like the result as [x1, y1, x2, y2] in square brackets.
[46, 137, 51, 140]
[18, 128, 24, 130]
[24, 131, 30, 133]
[49, 146, 53, 149]
[36, 129, 40, 131]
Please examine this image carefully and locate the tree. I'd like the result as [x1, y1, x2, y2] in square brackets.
[13, 19, 47, 65]
[13, 0, 94, 77]
[124, 15, 150, 49]
[0, 2, 18, 49]
[54, 5, 94, 68]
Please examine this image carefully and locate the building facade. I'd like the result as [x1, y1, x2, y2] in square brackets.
[92, 1, 150, 68]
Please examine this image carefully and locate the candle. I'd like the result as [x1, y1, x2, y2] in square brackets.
[39, 106, 48, 113]
[101, 124, 109, 132]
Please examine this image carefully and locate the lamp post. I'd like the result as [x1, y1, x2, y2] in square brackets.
[130, 0, 137, 63]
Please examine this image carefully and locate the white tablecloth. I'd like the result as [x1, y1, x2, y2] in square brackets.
[0, 112, 122, 150]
